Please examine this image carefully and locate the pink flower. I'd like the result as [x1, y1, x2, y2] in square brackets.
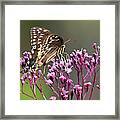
[49, 96, 56, 100]
[59, 60, 64, 67]
[50, 66, 58, 72]
[92, 42, 97, 49]
[96, 84, 100, 89]
[74, 85, 82, 94]
[73, 85, 82, 100]
[84, 82, 92, 86]
[60, 87, 69, 100]
[84, 82, 92, 92]
[47, 72, 55, 80]
[21, 80, 25, 84]
[38, 69, 42, 75]
[59, 75, 66, 83]
[46, 79, 53, 85]
[33, 74, 38, 84]
[66, 79, 73, 84]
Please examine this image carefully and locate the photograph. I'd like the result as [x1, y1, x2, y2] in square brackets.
[2, 1, 117, 118]
[20, 20, 100, 100]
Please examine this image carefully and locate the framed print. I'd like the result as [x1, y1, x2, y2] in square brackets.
[0, 0, 119, 119]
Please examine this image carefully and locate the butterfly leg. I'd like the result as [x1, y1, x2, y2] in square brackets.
[57, 48, 62, 60]
[43, 65, 46, 74]
[62, 45, 69, 59]
[59, 45, 69, 60]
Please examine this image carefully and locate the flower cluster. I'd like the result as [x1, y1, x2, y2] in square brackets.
[70, 43, 100, 77]
[20, 43, 100, 100]
[46, 58, 74, 100]
[45, 42, 100, 100]
[20, 51, 43, 99]
[20, 51, 32, 73]
[20, 51, 41, 85]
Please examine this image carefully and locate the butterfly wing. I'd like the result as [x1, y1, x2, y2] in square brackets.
[30, 27, 64, 66]
[30, 27, 52, 59]
[37, 46, 59, 65]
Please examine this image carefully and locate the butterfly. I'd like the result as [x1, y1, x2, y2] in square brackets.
[30, 27, 68, 67]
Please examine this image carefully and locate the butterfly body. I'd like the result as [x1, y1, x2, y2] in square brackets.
[30, 27, 65, 66]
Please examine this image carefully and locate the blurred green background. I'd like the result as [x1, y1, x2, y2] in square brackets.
[20, 20, 100, 100]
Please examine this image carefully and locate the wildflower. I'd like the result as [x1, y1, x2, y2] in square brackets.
[59, 75, 66, 83]
[27, 73, 33, 86]
[66, 79, 73, 84]
[84, 82, 92, 92]
[65, 59, 73, 73]
[96, 84, 100, 89]
[49, 96, 56, 100]
[20, 73, 27, 84]
[38, 69, 42, 75]
[20, 43, 100, 100]
[59, 60, 64, 67]
[47, 72, 55, 81]
[33, 74, 38, 84]
[45, 79, 53, 85]
[74, 85, 82, 93]
[66, 78, 73, 90]
[60, 87, 69, 100]
[92, 42, 97, 49]
[74, 85, 82, 100]
[20, 51, 33, 73]
[49, 65, 58, 72]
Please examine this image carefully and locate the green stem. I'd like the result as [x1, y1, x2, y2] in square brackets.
[35, 84, 47, 100]
[20, 90, 36, 100]
[89, 70, 96, 100]
[80, 66, 84, 100]
[30, 85, 37, 99]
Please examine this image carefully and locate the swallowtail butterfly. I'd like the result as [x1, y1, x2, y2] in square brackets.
[30, 27, 66, 67]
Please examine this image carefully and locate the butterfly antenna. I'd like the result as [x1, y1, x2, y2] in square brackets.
[64, 39, 71, 45]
